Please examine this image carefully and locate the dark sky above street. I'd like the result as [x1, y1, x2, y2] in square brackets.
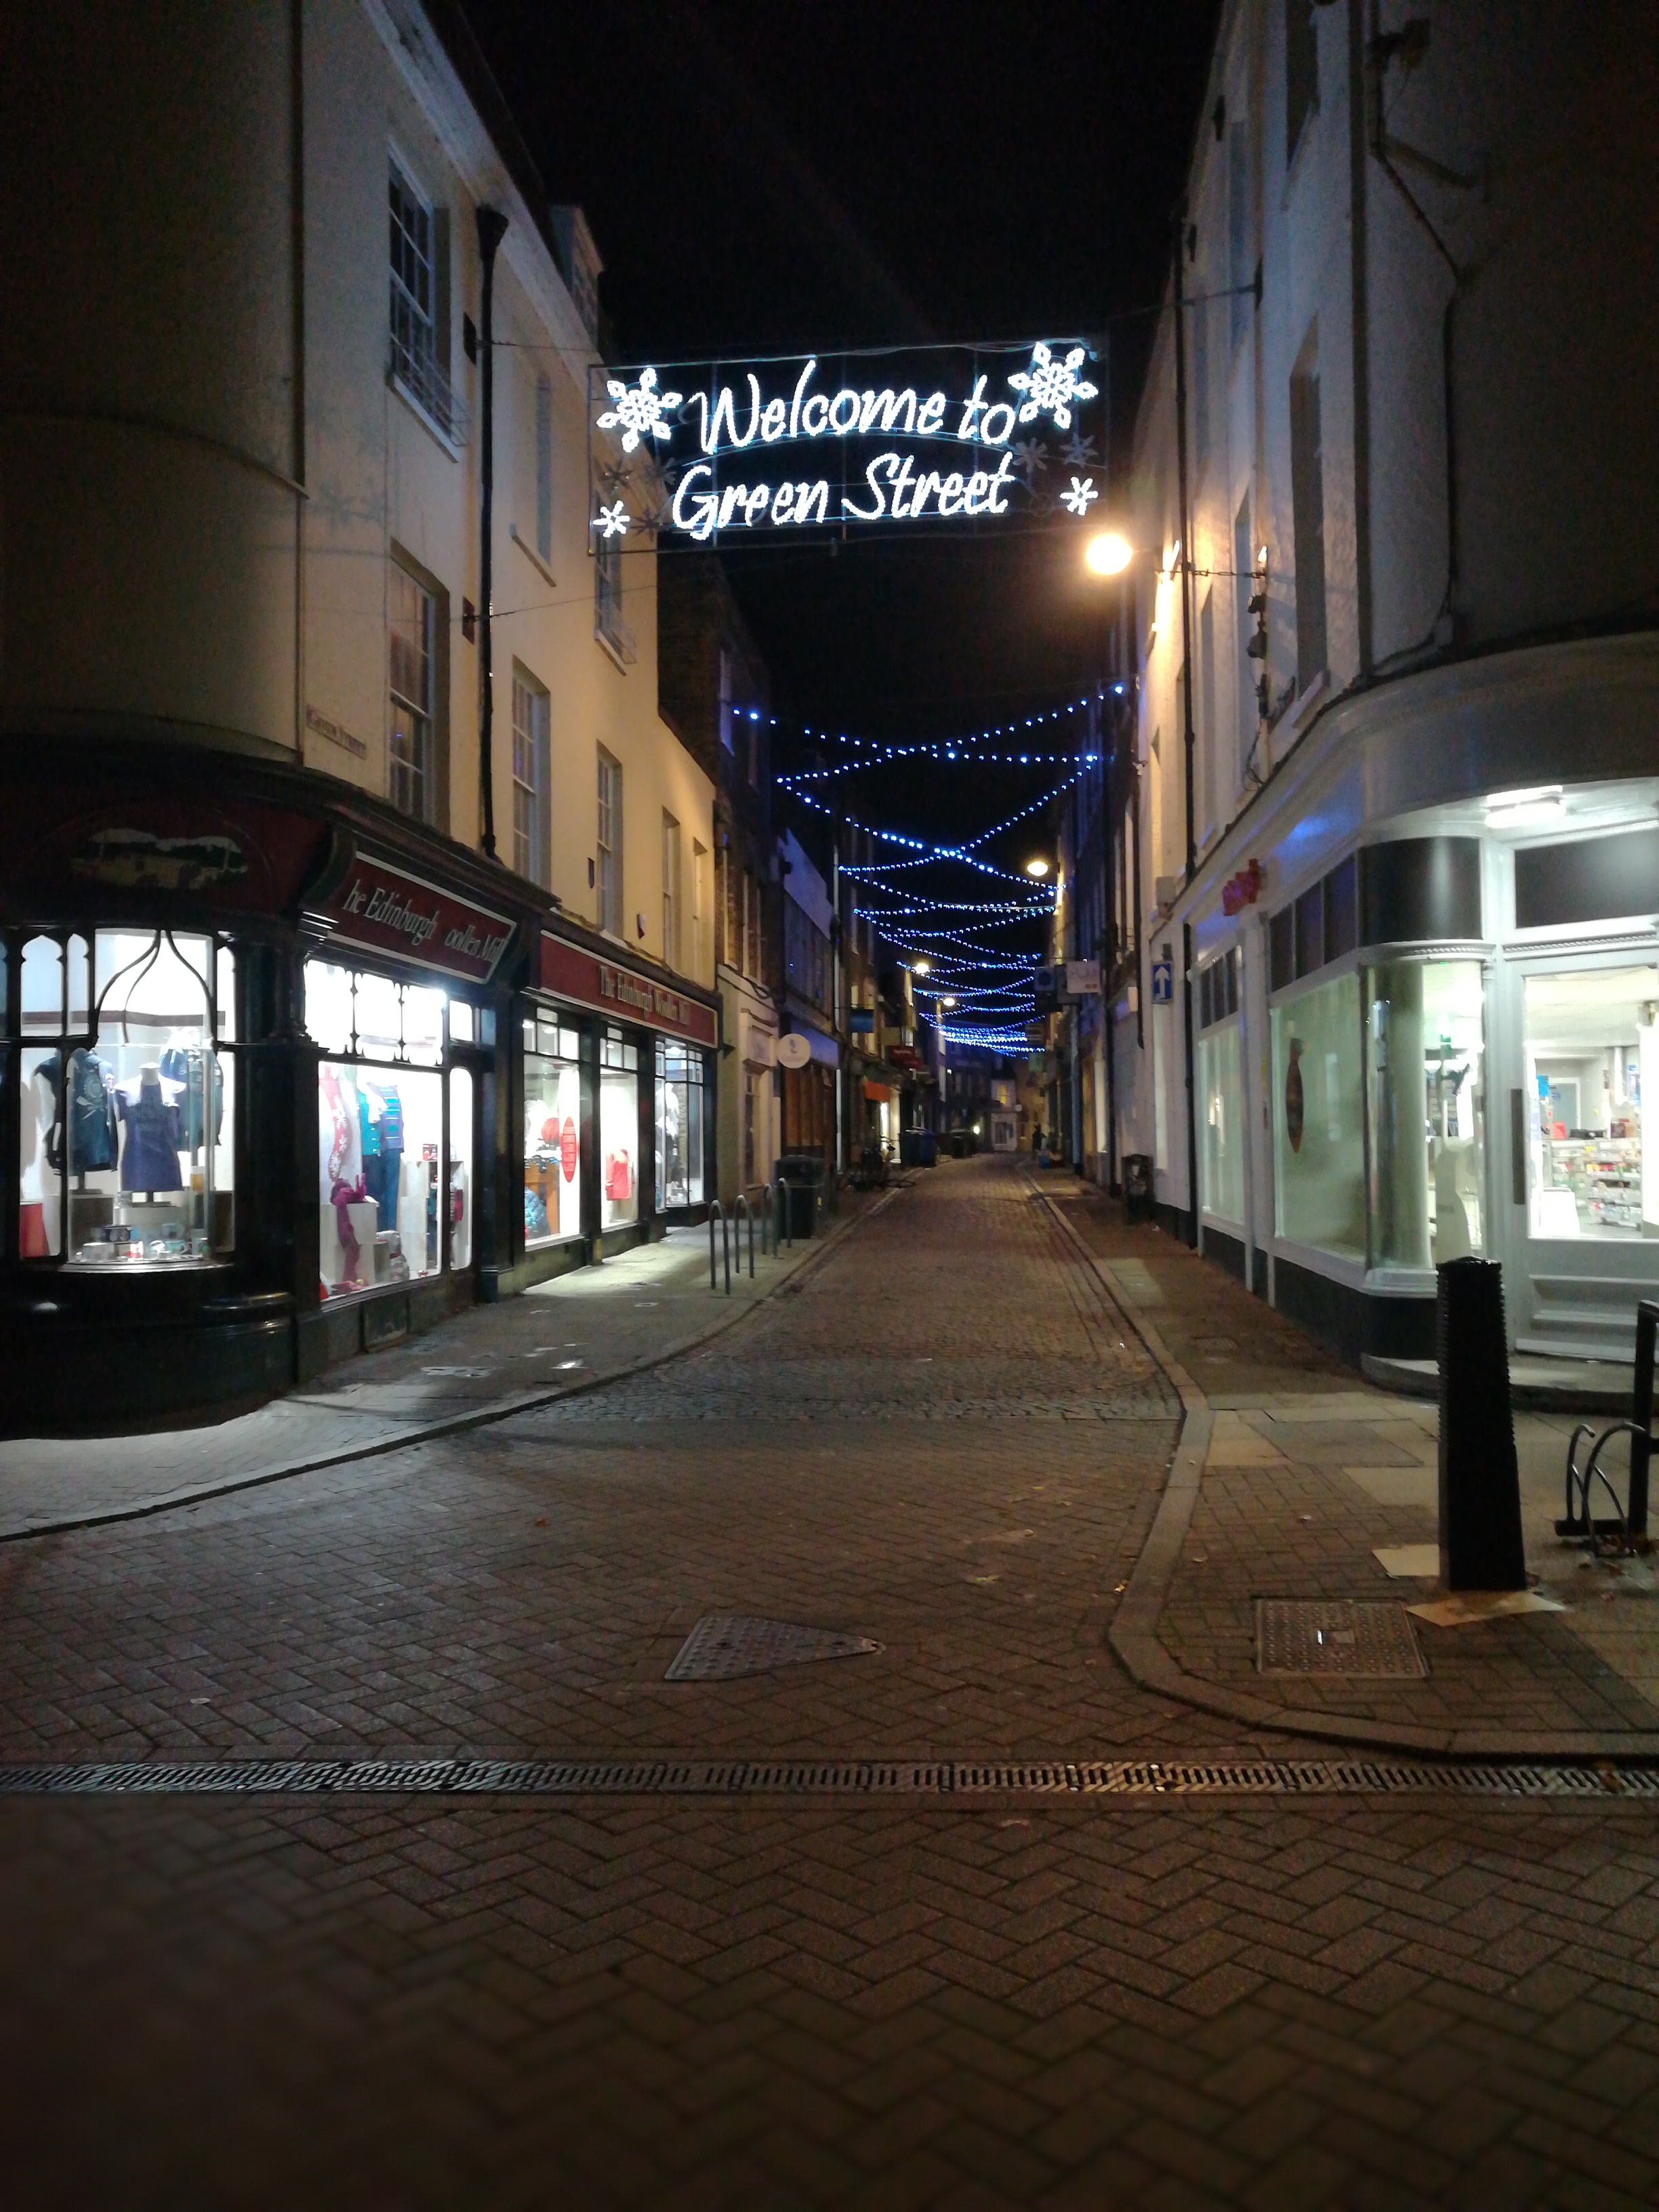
[464, 0, 1220, 999]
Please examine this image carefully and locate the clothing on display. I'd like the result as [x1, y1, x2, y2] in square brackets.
[117, 1069, 185, 1194]
[42, 1049, 120, 1176]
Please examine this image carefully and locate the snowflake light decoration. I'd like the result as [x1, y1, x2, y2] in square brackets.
[593, 501, 630, 539]
[1060, 476, 1099, 518]
[1010, 437, 1048, 488]
[1060, 431, 1101, 470]
[596, 366, 683, 453]
[1008, 343, 1099, 432]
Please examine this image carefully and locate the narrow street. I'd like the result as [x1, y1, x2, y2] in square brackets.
[3, 1158, 1657, 2207]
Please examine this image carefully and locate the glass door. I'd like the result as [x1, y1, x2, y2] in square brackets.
[1496, 947, 1659, 1359]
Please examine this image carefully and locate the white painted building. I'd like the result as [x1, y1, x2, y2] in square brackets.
[0, 0, 717, 1427]
[1108, 0, 1659, 1366]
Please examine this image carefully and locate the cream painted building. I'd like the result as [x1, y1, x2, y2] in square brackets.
[0, 0, 717, 1432]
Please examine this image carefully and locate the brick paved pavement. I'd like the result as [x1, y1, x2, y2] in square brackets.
[3, 1158, 1659, 2205]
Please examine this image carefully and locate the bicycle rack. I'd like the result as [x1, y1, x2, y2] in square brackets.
[732, 1191, 756, 1279]
[1555, 1299, 1656, 1552]
[775, 1170, 792, 1250]
[708, 1200, 731, 1295]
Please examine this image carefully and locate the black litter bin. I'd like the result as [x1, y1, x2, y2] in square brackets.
[899, 1130, 921, 1168]
[779, 1151, 826, 1237]
[949, 1130, 967, 1159]
[1123, 1152, 1155, 1223]
[919, 1130, 938, 1168]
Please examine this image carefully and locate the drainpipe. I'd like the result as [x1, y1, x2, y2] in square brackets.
[1172, 207, 1200, 1250]
[475, 205, 508, 859]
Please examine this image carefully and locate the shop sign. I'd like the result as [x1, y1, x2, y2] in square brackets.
[848, 1008, 876, 1033]
[539, 932, 718, 1048]
[1221, 859, 1264, 916]
[318, 853, 516, 983]
[10, 796, 329, 915]
[590, 340, 1105, 548]
[775, 1032, 813, 1071]
[1065, 960, 1101, 997]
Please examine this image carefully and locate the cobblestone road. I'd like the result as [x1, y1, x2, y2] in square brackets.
[3, 1160, 1658, 2207]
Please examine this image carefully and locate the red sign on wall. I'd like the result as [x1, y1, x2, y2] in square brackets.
[318, 852, 516, 984]
[539, 932, 718, 1048]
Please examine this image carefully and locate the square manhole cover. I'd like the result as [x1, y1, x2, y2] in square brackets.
[1256, 1599, 1426, 1679]
[665, 1616, 882, 1682]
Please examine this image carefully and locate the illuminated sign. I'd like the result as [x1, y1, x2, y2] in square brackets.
[589, 341, 1105, 548]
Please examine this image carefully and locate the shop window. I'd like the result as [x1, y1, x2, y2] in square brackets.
[1366, 961, 1486, 1268]
[655, 1038, 705, 1210]
[1272, 970, 1364, 1258]
[524, 1017, 583, 1246]
[304, 958, 469, 1298]
[449, 1067, 473, 1271]
[1522, 965, 1659, 1241]
[1199, 1023, 1245, 1225]
[17, 930, 235, 1269]
[599, 1025, 638, 1229]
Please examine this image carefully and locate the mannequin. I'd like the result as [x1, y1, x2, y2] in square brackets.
[118, 1062, 184, 1195]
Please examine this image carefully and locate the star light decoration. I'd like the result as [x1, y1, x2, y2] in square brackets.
[595, 365, 683, 453]
[1008, 343, 1099, 432]
[593, 501, 630, 539]
[1060, 476, 1099, 517]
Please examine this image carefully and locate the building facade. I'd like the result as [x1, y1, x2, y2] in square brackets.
[1105, 0, 1659, 1365]
[0, 0, 716, 1429]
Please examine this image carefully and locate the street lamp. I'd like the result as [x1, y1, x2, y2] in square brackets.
[1084, 529, 1133, 577]
[1025, 857, 1050, 878]
[912, 958, 931, 976]
[941, 995, 956, 1008]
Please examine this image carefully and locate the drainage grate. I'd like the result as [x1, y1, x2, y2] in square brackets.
[1257, 1599, 1427, 1679]
[665, 1616, 883, 1681]
[0, 1756, 1653, 1799]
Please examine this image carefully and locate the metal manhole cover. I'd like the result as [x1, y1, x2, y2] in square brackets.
[665, 1615, 883, 1682]
[1256, 1599, 1427, 1679]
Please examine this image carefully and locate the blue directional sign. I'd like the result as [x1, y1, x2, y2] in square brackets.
[1151, 959, 1174, 1006]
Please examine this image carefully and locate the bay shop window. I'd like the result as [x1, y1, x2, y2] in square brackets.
[16, 928, 236, 1268]
[303, 957, 476, 1298]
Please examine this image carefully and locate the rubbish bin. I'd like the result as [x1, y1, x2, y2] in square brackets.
[1123, 1152, 1154, 1223]
[919, 1130, 938, 1168]
[899, 1130, 922, 1168]
[779, 1151, 826, 1238]
[1437, 1258, 1527, 1590]
[949, 1130, 967, 1159]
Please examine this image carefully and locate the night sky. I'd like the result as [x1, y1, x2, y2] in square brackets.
[463, 0, 1221, 1021]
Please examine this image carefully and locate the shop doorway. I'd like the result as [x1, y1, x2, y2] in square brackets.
[1494, 950, 1659, 1359]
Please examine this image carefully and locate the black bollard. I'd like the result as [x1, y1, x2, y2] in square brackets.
[1437, 1257, 1527, 1591]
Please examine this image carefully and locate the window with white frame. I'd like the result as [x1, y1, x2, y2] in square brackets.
[1286, 0, 1319, 166]
[1289, 331, 1327, 696]
[594, 534, 630, 659]
[718, 648, 734, 751]
[693, 840, 708, 972]
[596, 747, 623, 935]
[661, 811, 681, 970]
[534, 374, 553, 564]
[388, 562, 435, 823]
[388, 160, 453, 435]
[512, 667, 550, 886]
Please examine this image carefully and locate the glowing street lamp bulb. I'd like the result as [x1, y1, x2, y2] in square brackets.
[1025, 857, 1050, 878]
[1084, 530, 1132, 577]
[912, 959, 931, 976]
[941, 996, 957, 1008]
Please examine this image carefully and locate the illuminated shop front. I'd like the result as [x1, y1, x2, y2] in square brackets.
[518, 925, 718, 1284]
[1, 745, 535, 1433]
[1187, 813, 1659, 1365]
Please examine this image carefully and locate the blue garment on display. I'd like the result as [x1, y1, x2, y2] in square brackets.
[157, 1046, 222, 1153]
[361, 1084, 404, 1229]
[118, 1076, 184, 1193]
[42, 1050, 120, 1174]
